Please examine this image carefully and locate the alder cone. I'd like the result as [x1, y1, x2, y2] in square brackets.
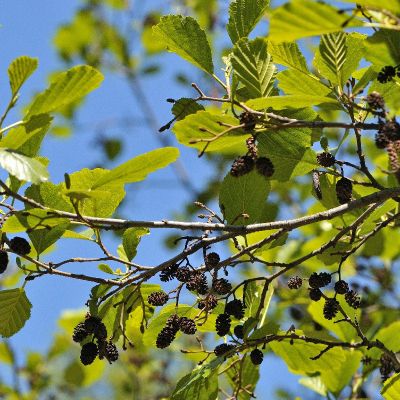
[323, 298, 339, 320]
[239, 112, 257, 131]
[80, 342, 98, 366]
[212, 278, 232, 295]
[179, 317, 197, 335]
[9, 237, 31, 255]
[336, 178, 352, 204]
[230, 156, 254, 177]
[214, 343, 235, 357]
[156, 327, 176, 349]
[105, 341, 119, 363]
[256, 157, 274, 178]
[215, 313, 231, 336]
[317, 152, 335, 167]
[250, 349, 263, 365]
[0, 250, 8, 274]
[72, 322, 88, 343]
[288, 276, 302, 290]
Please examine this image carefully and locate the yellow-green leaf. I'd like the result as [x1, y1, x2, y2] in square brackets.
[246, 95, 338, 110]
[269, 0, 360, 42]
[152, 15, 213, 74]
[8, 56, 38, 96]
[0, 289, 32, 338]
[27, 65, 103, 117]
[92, 147, 179, 189]
[0, 148, 48, 184]
[227, 0, 270, 44]
[382, 373, 400, 400]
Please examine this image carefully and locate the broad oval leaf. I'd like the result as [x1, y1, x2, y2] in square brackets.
[8, 56, 38, 96]
[0, 148, 48, 184]
[246, 94, 338, 110]
[173, 111, 247, 154]
[341, 0, 400, 14]
[0, 288, 32, 338]
[172, 98, 205, 120]
[232, 38, 276, 98]
[152, 15, 213, 74]
[227, 0, 270, 44]
[171, 359, 221, 400]
[268, 41, 309, 73]
[257, 128, 317, 182]
[382, 373, 400, 400]
[92, 147, 179, 189]
[219, 170, 271, 225]
[122, 227, 150, 262]
[269, 0, 360, 42]
[27, 65, 103, 117]
[270, 335, 362, 393]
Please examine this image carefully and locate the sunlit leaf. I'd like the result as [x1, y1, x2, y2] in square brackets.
[8, 56, 38, 96]
[227, 0, 270, 44]
[0, 148, 48, 184]
[153, 15, 214, 74]
[269, 0, 360, 42]
[27, 65, 103, 117]
[232, 38, 276, 98]
[92, 147, 179, 189]
[219, 170, 271, 225]
[0, 289, 32, 338]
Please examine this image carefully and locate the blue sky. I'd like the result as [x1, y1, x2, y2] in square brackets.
[0, 1, 311, 398]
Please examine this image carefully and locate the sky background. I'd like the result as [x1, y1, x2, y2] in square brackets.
[0, 0, 317, 398]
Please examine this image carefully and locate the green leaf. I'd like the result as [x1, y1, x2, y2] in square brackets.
[143, 304, 193, 346]
[341, 33, 366, 82]
[270, 335, 362, 393]
[92, 147, 179, 189]
[0, 148, 49, 184]
[28, 221, 69, 255]
[0, 342, 14, 364]
[0, 114, 53, 158]
[267, 42, 308, 74]
[246, 95, 338, 110]
[64, 358, 105, 387]
[27, 65, 103, 117]
[171, 358, 221, 400]
[365, 30, 400, 68]
[353, 66, 377, 95]
[8, 56, 38, 96]
[307, 296, 360, 342]
[277, 70, 331, 96]
[0, 289, 32, 338]
[314, 32, 347, 87]
[98, 286, 141, 342]
[172, 98, 205, 120]
[370, 321, 400, 360]
[64, 168, 125, 218]
[25, 182, 73, 212]
[314, 32, 365, 88]
[382, 373, 400, 400]
[122, 227, 150, 261]
[152, 15, 214, 74]
[227, 357, 260, 400]
[341, 0, 400, 14]
[173, 111, 247, 154]
[232, 38, 276, 98]
[219, 170, 271, 225]
[269, 0, 360, 42]
[227, 0, 270, 44]
[257, 111, 317, 182]
[98, 263, 115, 275]
[299, 376, 327, 397]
